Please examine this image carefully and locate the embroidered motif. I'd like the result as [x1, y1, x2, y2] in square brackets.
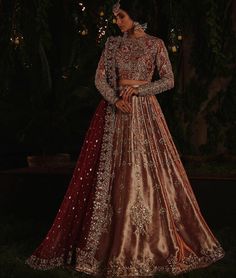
[84, 105, 115, 256]
[130, 190, 151, 236]
[170, 203, 181, 223]
[95, 34, 174, 104]
[102, 201, 113, 233]
[26, 245, 225, 274]
[159, 207, 166, 215]
[107, 256, 156, 276]
[75, 248, 102, 274]
[117, 183, 125, 210]
[153, 183, 161, 191]
[159, 137, 165, 144]
[25, 254, 65, 270]
[136, 38, 174, 96]
[116, 35, 156, 81]
[106, 245, 225, 277]
[95, 36, 121, 105]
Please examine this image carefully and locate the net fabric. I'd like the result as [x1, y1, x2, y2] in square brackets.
[25, 35, 120, 272]
[25, 100, 108, 270]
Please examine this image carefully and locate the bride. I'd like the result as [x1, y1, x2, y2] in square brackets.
[25, 0, 225, 276]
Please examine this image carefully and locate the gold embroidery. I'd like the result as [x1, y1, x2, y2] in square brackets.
[115, 35, 174, 95]
[130, 189, 151, 236]
[170, 203, 180, 223]
[116, 183, 125, 215]
[95, 36, 121, 105]
[106, 246, 225, 277]
[26, 245, 224, 274]
[102, 202, 113, 233]
[25, 254, 65, 270]
[159, 207, 166, 215]
[84, 105, 115, 256]
[107, 256, 156, 276]
[75, 248, 102, 274]
[153, 183, 161, 191]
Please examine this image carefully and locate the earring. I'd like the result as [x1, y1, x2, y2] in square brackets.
[133, 21, 148, 31]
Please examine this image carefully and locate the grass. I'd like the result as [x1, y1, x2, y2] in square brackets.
[0, 214, 84, 278]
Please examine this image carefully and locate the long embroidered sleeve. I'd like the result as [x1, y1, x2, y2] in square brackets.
[115, 34, 174, 96]
[95, 40, 120, 105]
[136, 39, 174, 96]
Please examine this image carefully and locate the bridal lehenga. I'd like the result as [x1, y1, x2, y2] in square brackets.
[25, 33, 225, 277]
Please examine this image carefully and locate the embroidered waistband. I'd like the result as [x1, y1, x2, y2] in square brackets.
[117, 84, 141, 91]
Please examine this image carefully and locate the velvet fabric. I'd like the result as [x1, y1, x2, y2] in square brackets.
[25, 100, 109, 269]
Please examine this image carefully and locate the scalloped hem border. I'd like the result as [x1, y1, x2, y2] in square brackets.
[73, 248, 225, 277]
[25, 247, 225, 277]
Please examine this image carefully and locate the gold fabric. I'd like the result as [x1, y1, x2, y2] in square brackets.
[75, 92, 225, 277]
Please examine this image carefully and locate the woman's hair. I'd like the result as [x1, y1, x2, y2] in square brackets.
[118, 0, 149, 25]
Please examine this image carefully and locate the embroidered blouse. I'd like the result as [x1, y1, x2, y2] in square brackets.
[95, 33, 174, 105]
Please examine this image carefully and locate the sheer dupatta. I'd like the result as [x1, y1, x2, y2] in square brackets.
[25, 36, 121, 270]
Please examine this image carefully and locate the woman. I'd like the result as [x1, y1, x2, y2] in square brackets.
[25, 0, 225, 276]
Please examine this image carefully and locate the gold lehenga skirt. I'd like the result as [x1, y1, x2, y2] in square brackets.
[72, 94, 224, 277]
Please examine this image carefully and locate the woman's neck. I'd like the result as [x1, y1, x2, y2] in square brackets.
[124, 28, 147, 39]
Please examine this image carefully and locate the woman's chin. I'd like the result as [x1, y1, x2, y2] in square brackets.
[119, 28, 127, 32]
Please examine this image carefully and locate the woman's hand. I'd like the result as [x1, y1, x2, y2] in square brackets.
[115, 99, 132, 113]
[119, 86, 138, 102]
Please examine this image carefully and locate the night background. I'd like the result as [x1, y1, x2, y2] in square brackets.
[0, 0, 236, 277]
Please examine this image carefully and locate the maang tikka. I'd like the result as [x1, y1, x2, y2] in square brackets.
[112, 0, 120, 14]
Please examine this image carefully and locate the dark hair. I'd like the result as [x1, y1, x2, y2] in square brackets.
[120, 0, 155, 32]
[118, 0, 149, 25]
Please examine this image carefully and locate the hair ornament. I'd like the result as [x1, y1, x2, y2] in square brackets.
[112, 0, 120, 14]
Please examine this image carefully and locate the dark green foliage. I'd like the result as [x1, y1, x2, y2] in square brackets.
[160, 0, 236, 155]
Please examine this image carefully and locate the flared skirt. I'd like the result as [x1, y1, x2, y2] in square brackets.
[26, 95, 225, 277]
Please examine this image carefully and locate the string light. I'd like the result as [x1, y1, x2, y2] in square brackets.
[97, 9, 108, 43]
[78, 25, 88, 36]
[167, 0, 183, 53]
[10, 29, 24, 48]
[10, 1, 24, 49]
[177, 28, 183, 41]
[168, 28, 180, 53]
[78, 2, 86, 12]
[75, 1, 88, 36]
[73, 2, 116, 42]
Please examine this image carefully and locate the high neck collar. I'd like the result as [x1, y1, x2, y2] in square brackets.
[123, 32, 148, 40]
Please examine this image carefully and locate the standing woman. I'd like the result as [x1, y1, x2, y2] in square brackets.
[26, 0, 225, 276]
